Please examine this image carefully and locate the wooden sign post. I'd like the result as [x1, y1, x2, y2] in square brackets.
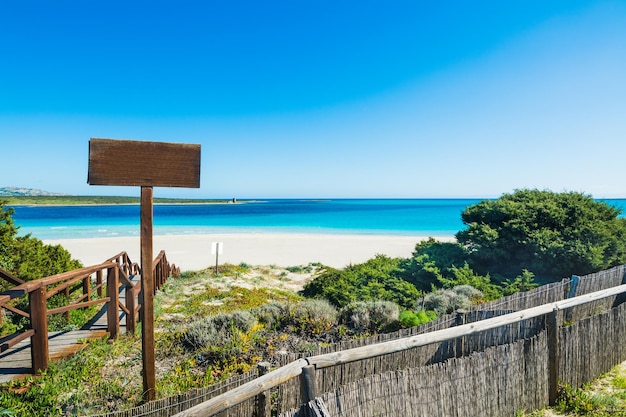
[88, 138, 201, 401]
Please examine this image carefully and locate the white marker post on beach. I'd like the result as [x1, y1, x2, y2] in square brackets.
[211, 242, 223, 274]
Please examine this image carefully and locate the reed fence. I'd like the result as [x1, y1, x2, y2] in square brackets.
[78, 264, 626, 417]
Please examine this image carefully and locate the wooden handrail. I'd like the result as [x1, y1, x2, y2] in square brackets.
[172, 283, 626, 417]
[0, 267, 24, 286]
[0, 249, 178, 377]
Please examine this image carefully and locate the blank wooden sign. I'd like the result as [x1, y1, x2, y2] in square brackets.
[88, 138, 201, 188]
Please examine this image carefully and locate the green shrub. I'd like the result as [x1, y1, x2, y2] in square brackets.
[457, 189, 626, 280]
[398, 310, 437, 327]
[183, 311, 257, 350]
[302, 255, 421, 309]
[0, 200, 82, 284]
[288, 299, 338, 334]
[340, 301, 399, 332]
[252, 302, 288, 329]
[400, 238, 470, 291]
[423, 285, 482, 316]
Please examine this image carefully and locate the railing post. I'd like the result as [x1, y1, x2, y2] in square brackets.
[547, 308, 561, 406]
[83, 273, 91, 309]
[126, 277, 136, 336]
[107, 266, 120, 340]
[96, 270, 103, 298]
[64, 286, 71, 322]
[256, 362, 271, 417]
[29, 285, 49, 374]
[300, 365, 317, 404]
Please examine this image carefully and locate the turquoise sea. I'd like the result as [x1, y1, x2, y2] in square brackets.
[9, 199, 626, 240]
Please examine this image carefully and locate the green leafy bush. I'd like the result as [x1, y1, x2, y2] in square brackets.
[400, 238, 469, 291]
[302, 255, 421, 309]
[457, 189, 626, 281]
[0, 200, 82, 284]
[398, 309, 437, 327]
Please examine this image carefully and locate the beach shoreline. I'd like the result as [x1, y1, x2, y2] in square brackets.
[44, 233, 456, 271]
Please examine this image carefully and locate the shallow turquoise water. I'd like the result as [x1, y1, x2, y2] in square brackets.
[10, 198, 626, 240]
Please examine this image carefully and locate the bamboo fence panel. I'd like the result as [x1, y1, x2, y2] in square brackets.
[88, 369, 257, 417]
[475, 279, 570, 312]
[559, 301, 626, 389]
[93, 264, 626, 417]
[569, 264, 626, 322]
[281, 334, 549, 417]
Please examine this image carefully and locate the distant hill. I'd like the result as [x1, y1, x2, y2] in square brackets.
[0, 186, 68, 197]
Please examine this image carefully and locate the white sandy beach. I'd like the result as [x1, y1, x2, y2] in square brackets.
[43, 233, 456, 271]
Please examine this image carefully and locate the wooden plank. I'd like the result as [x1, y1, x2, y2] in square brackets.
[88, 138, 201, 188]
[0, 267, 24, 286]
[2, 304, 29, 319]
[0, 329, 35, 352]
[47, 297, 109, 315]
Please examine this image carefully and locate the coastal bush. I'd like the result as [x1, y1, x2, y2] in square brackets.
[302, 255, 421, 309]
[0, 200, 82, 283]
[183, 311, 257, 350]
[423, 285, 483, 316]
[398, 309, 437, 327]
[288, 299, 338, 334]
[437, 263, 502, 301]
[400, 238, 470, 291]
[252, 301, 288, 330]
[457, 189, 626, 281]
[339, 301, 399, 332]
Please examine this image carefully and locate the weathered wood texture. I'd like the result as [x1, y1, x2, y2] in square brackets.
[559, 300, 626, 389]
[282, 335, 549, 417]
[88, 138, 201, 188]
[281, 303, 626, 417]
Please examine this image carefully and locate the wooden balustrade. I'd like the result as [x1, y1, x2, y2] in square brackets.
[0, 249, 178, 376]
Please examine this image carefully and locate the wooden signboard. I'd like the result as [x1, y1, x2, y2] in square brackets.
[88, 138, 201, 402]
[88, 138, 201, 188]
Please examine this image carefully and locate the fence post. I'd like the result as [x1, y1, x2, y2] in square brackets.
[256, 362, 271, 417]
[29, 285, 49, 373]
[547, 308, 561, 406]
[300, 365, 317, 404]
[107, 266, 120, 340]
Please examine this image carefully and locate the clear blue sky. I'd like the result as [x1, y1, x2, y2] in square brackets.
[1, 1, 625, 198]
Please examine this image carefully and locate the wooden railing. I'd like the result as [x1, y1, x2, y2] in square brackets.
[172, 283, 626, 417]
[0, 250, 179, 375]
